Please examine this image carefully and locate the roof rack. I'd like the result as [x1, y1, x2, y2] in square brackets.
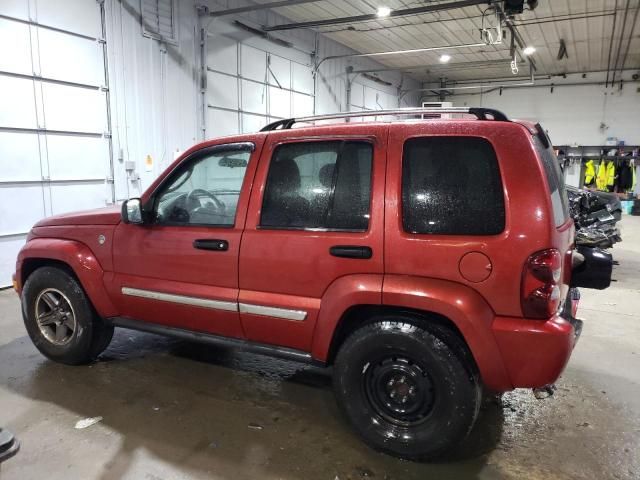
[260, 107, 509, 132]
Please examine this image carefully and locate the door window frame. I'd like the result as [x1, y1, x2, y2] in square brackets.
[257, 137, 375, 233]
[143, 142, 256, 228]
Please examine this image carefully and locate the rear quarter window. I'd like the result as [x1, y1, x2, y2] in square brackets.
[534, 135, 570, 227]
[402, 136, 505, 235]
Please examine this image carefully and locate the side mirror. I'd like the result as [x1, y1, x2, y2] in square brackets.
[121, 198, 144, 224]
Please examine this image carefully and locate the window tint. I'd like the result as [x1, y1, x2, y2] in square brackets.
[534, 135, 570, 227]
[261, 141, 372, 230]
[154, 148, 251, 226]
[402, 137, 505, 235]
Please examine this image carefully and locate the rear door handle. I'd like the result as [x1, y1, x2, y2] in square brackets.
[329, 245, 372, 259]
[193, 239, 229, 251]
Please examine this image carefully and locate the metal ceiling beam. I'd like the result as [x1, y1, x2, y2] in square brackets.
[349, 59, 524, 74]
[315, 42, 488, 72]
[208, 0, 322, 17]
[263, 0, 492, 31]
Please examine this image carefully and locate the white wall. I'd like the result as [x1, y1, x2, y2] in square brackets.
[107, 0, 421, 200]
[105, 0, 202, 201]
[446, 72, 640, 146]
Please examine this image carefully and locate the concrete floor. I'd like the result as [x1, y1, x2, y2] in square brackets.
[1, 218, 639, 480]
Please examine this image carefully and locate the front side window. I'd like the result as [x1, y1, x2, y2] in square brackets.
[154, 148, 251, 226]
[261, 141, 373, 231]
[402, 136, 505, 235]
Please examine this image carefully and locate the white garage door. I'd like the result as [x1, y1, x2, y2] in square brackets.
[0, 0, 113, 287]
[206, 33, 315, 137]
[349, 81, 399, 113]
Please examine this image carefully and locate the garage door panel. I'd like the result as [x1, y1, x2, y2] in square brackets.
[41, 83, 106, 132]
[292, 92, 313, 117]
[50, 182, 105, 215]
[207, 71, 238, 110]
[0, 19, 32, 75]
[241, 79, 266, 115]
[207, 108, 238, 137]
[269, 86, 290, 119]
[0, 235, 27, 287]
[364, 88, 383, 110]
[0, 185, 45, 235]
[268, 55, 291, 90]
[0, 132, 42, 181]
[35, 0, 101, 38]
[0, 76, 37, 128]
[292, 62, 313, 95]
[0, 0, 29, 20]
[241, 113, 266, 134]
[38, 29, 104, 85]
[46, 136, 109, 180]
[206, 34, 237, 75]
[240, 45, 266, 82]
[350, 83, 365, 108]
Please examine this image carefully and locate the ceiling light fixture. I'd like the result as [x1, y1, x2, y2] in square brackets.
[523, 46, 536, 56]
[439, 54, 452, 63]
[376, 6, 392, 17]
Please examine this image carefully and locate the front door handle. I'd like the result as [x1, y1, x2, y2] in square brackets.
[329, 245, 372, 259]
[193, 239, 229, 251]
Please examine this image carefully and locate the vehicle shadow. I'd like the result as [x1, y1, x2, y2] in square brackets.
[0, 329, 506, 480]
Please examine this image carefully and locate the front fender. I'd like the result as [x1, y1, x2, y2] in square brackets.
[382, 275, 511, 391]
[16, 238, 117, 318]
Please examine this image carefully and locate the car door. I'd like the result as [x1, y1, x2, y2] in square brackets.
[238, 126, 387, 352]
[109, 140, 262, 338]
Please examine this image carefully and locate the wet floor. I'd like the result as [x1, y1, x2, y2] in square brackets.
[1, 217, 639, 480]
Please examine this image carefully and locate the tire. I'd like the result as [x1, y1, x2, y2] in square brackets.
[21, 266, 114, 365]
[333, 315, 481, 461]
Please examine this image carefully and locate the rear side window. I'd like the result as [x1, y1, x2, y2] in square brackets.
[261, 140, 373, 231]
[534, 135, 570, 227]
[402, 136, 505, 235]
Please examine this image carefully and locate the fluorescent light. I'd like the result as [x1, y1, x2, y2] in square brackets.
[439, 54, 451, 63]
[376, 6, 392, 17]
[523, 46, 536, 56]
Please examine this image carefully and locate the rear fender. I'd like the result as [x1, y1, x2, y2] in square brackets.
[382, 275, 512, 391]
[16, 238, 117, 318]
[311, 274, 383, 361]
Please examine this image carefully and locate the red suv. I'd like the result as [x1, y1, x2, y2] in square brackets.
[14, 108, 580, 460]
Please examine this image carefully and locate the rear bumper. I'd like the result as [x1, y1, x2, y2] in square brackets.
[492, 313, 582, 389]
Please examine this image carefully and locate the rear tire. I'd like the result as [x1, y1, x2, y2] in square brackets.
[333, 315, 480, 460]
[22, 266, 114, 365]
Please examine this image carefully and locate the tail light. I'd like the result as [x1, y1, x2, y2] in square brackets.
[521, 249, 562, 319]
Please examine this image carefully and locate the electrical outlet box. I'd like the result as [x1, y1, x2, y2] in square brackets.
[125, 161, 136, 172]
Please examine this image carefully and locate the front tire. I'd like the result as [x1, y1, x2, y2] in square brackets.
[22, 266, 114, 365]
[333, 316, 480, 460]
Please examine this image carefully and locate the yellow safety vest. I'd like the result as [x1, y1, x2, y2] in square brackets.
[596, 162, 607, 190]
[605, 161, 615, 187]
[584, 160, 596, 186]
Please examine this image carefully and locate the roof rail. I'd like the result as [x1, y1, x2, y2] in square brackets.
[260, 107, 509, 131]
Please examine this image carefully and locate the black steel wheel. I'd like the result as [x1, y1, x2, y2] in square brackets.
[334, 315, 480, 460]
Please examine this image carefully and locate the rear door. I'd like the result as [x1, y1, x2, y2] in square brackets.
[238, 126, 387, 351]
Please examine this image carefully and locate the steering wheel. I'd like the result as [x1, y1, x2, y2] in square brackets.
[186, 189, 225, 213]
